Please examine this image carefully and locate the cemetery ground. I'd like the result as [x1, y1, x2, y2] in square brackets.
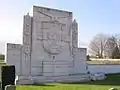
[16, 73, 120, 90]
[0, 60, 120, 90]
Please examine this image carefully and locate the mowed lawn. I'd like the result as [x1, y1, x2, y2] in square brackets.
[17, 73, 120, 90]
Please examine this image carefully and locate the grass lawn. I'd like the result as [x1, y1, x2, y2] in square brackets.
[16, 73, 120, 90]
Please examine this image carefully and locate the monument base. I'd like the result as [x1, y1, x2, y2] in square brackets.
[16, 73, 90, 85]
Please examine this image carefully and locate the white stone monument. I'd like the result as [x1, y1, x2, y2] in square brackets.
[6, 6, 89, 84]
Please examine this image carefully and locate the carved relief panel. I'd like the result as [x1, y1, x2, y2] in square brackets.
[40, 20, 67, 55]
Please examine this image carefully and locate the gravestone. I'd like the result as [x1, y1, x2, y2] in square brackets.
[5, 85, 16, 90]
[1, 66, 15, 90]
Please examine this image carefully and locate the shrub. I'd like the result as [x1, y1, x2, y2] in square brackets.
[87, 55, 91, 61]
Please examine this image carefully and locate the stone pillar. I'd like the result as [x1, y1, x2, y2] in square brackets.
[22, 13, 32, 75]
[72, 19, 78, 60]
[72, 19, 78, 48]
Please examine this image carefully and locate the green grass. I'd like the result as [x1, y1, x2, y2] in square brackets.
[16, 73, 120, 90]
[0, 60, 6, 66]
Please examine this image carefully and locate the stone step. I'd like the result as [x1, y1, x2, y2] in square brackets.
[16, 74, 90, 84]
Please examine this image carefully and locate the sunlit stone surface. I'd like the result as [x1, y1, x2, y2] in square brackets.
[6, 6, 89, 84]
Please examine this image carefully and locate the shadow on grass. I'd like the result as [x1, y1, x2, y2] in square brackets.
[61, 80, 120, 86]
[61, 73, 120, 86]
[23, 83, 55, 87]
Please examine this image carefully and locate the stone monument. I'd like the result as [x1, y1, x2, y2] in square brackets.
[6, 6, 89, 84]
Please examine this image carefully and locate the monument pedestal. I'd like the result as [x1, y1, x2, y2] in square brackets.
[16, 74, 90, 84]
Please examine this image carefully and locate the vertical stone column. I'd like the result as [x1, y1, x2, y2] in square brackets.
[72, 19, 78, 59]
[22, 13, 32, 75]
[72, 19, 78, 48]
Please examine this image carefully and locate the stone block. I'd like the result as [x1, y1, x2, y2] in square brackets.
[5, 85, 16, 90]
[16, 79, 33, 85]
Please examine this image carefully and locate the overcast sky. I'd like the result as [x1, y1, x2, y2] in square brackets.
[0, 0, 120, 54]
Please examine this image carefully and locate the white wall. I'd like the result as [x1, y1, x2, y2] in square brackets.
[71, 48, 87, 74]
[6, 43, 22, 75]
[31, 6, 73, 76]
[88, 64, 120, 74]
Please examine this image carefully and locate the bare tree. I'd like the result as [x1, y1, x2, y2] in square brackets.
[89, 33, 120, 58]
[114, 35, 120, 50]
[112, 45, 120, 59]
[104, 36, 118, 58]
[89, 33, 107, 58]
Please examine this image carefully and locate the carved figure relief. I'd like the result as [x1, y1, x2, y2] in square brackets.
[36, 10, 72, 55]
[37, 10, 71, 24]
[41, 20, 66, 55]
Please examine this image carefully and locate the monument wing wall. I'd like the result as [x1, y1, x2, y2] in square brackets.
[72, 48, 87, 74]
[6, 43, 22, 75]
[75, 48, 87, 61]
